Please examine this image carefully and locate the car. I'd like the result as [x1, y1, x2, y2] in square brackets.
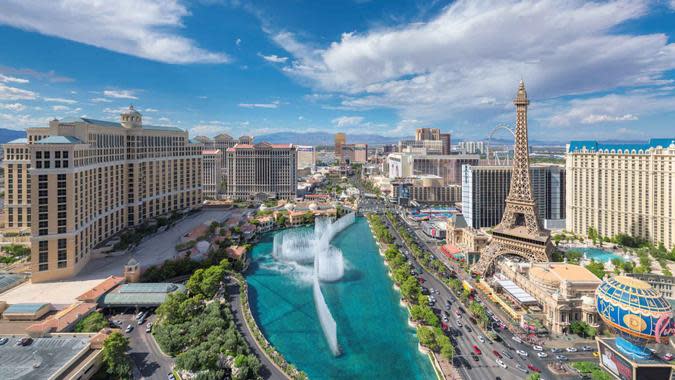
[478, 335, 485, 343]
[442, 316, 449, 323]
[455, 310, 462, 318]
[471, 354, 480, 362]
[664, 353, 673, 361]
[17, 337, 33, 346]
[168, 373, 176, 380]
[0, 337, 8, 345]
[537, 352, 548, 358]
[125, 324, 134, 333]
[472, 345, 482, 355]
[495, 359, 507, 369]
[502, 351, 513, 359]
[146, 323, 152, 333]
[465, 325, 472, 333]
[581, 345, 593, 351]
[532, 345, 543, 351]
[421, 287, 429, 295]
[456, 321, 463, 327]
[516, 350, 528, 357]
[527, 364, 541, 373]
[516, 364, 528, 373]
[512, 336, 522, 344]
[417, 277, 426, 284]
[445, 304, 452, 311]
[592, 351, 599, 358]
[566, 347, 578, 352]
[555, 354, 568, 361]
[492, 350, 502, 359]
[550, 348, 561, 353]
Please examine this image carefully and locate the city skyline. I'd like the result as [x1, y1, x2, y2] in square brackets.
[0, 0, 674, 142]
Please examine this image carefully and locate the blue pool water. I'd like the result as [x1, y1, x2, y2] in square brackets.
[246, 217, 436, 380]
[568, 247, 625, 263]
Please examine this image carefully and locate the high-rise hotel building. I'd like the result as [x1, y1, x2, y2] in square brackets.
[225, 142, 297, 201]
[202, 149, 223, 199]
[566, 139, 675, 249]
[2, 106, 203, 282]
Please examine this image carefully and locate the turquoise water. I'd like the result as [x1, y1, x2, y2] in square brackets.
[246, 217, 436, 380]
[569, 247, 625, 263]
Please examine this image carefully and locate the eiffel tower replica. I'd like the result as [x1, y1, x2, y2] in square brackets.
[472, 80, 553, 275]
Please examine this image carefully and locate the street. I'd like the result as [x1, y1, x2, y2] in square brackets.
[366, 201, 597, 380]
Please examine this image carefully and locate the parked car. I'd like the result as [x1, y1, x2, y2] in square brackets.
[146, 323, 153, 333]
[550, 348, 561, 353]
[17, 337, 33, 346]
[566, 347, 578, 352]
[527, 364, 541, 373]
[532, 345, 543, 351]
[516, 350, 528, 357]
[0, 337, 8, 345]
[471, 354, 480, 362]
[492, 350, 502, 359]
[125, 324, 134, 333]
[495, 359, 507, 369]
[502, 351, 513, 359]
[537, 352, 548, 358]
[472, 345, 482, 355]
[592, 351, 599, 358]
[512, 336, 523, 344]
[478, 335, 485, 343]
[515, 364, 528, 373]
[555, 354, 568, 361]
[581, 345, 593, 351]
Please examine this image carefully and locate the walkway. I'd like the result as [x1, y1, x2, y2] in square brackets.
[224, 279, 287, 380]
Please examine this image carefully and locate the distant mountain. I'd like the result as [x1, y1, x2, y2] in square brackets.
[0, 128, 24, 144]
[255, 131, 403, 146]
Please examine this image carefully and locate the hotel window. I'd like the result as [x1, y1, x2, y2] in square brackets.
[38, 240, 48, 271]
[57, 239, 67, 268]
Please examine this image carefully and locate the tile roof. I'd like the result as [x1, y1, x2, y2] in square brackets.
[202, 149, 222, 155]
[76, 275, 125, 302]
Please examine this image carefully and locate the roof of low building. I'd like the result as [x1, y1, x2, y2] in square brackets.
[530, 263, 602, 284]
[202, 149, 222, 155]
[0, 274, 25, 292]
[102, 283, 185, 307]
[0, 335, 92, 380]
[75, 275, 125, 302]
[5, 138, 28, 144]
[59, 117, 183, 132]
[3, 303, 50, 315]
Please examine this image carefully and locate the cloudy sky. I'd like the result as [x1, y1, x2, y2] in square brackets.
[0, 0, 674, 142]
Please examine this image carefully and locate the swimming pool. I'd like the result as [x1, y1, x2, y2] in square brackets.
[567, 247, 625, 263]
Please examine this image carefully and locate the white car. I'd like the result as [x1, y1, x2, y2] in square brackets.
[537, 352, 548, 358]
[478, 335, 485, 343]
[512, 336, 523, 343]
[533, 345, 543, 351]
[566, 347, 578, 352]
[496, 359, 507, 369]
[125, 324, 133, 333]
[516, 350, 528, 357]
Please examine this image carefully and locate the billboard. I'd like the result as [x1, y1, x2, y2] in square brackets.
[599, 341, 634, 380]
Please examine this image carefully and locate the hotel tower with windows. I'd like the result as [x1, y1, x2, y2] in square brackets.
[2, 106, 203, 282]
[566, 139, 675, 249]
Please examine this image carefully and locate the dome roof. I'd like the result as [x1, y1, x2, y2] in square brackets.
[127, 258, 139, 266]
[122, 105, 141, 117]
[595, 275, 673, 347]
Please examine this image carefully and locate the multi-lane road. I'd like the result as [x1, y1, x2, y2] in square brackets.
[371, 205, 596, 380]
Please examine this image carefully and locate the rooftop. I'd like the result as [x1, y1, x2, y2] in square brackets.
[0, 274, 25, 292]
[59, 117, 184, 132]
[0, 335, 91, 380]
[35, 135, 83, 144]
[101, 283, 185, 307]
[0, 278, 109, 306]
[3, 303, 50, 315]
[5, 138, 28, 144]
[202, 149, 222, 155]
[568, 138, 675, 153]
[75, 275, 125, 303]
[530, 263, 602, 283]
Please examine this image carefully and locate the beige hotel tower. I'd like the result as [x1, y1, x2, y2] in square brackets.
[2, 106, 203, 282]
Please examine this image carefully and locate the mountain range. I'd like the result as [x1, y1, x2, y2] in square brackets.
[255, 131, 404, 146]
[0, 128, 25, 144]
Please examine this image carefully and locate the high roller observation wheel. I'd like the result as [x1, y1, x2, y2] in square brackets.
[487, 125, 515, 165]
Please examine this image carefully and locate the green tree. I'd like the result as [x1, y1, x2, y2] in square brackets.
[416, 326, 438, 351]
[527, 374, 541, 380]
[74, 311, 109, 332]
[585, 260, 606, 279]
[400, 276, 422, 302]
[587, 227, 598, 244]
[102, 332, 131, 380]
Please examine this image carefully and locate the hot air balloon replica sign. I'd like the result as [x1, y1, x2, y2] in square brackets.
[595, 275, 674, 379]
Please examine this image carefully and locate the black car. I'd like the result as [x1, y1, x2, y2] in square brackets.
[17, 337, 33, 346]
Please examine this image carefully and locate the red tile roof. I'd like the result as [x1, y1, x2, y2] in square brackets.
[202, 149, 221, 155]
[76, 276, 125, 302]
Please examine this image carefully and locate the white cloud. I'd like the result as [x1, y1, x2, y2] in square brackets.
[671, 0, 675, 10]
[272, 0, 675, 125]
[190, 123, 229, 137]
[0, 74, 29, 84]
[259, 53, 288, 63]
[104, 90, 138, 99]
[0, 83, 37, 100]
[0, 112, 51, 130]
[0, 0, 228, 64]
[238, 100, 280, 109]
[44, 97, 77, 104]
[236, 38, 242, 46]
[144, 108, 159, 112]
[548, 92, 675, 126]
[0, 103, 26, 111]
[51, 105, 70, 111]
[91, 97, 112, 103]
[331, 116, 364, 128]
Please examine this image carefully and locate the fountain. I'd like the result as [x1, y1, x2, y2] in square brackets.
[272, 212, 355, 355]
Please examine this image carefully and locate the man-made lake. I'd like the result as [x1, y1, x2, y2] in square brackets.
[246, 217, 436, 379]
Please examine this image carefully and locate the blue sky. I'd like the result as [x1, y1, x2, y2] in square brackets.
[0, 0, 674, 142]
